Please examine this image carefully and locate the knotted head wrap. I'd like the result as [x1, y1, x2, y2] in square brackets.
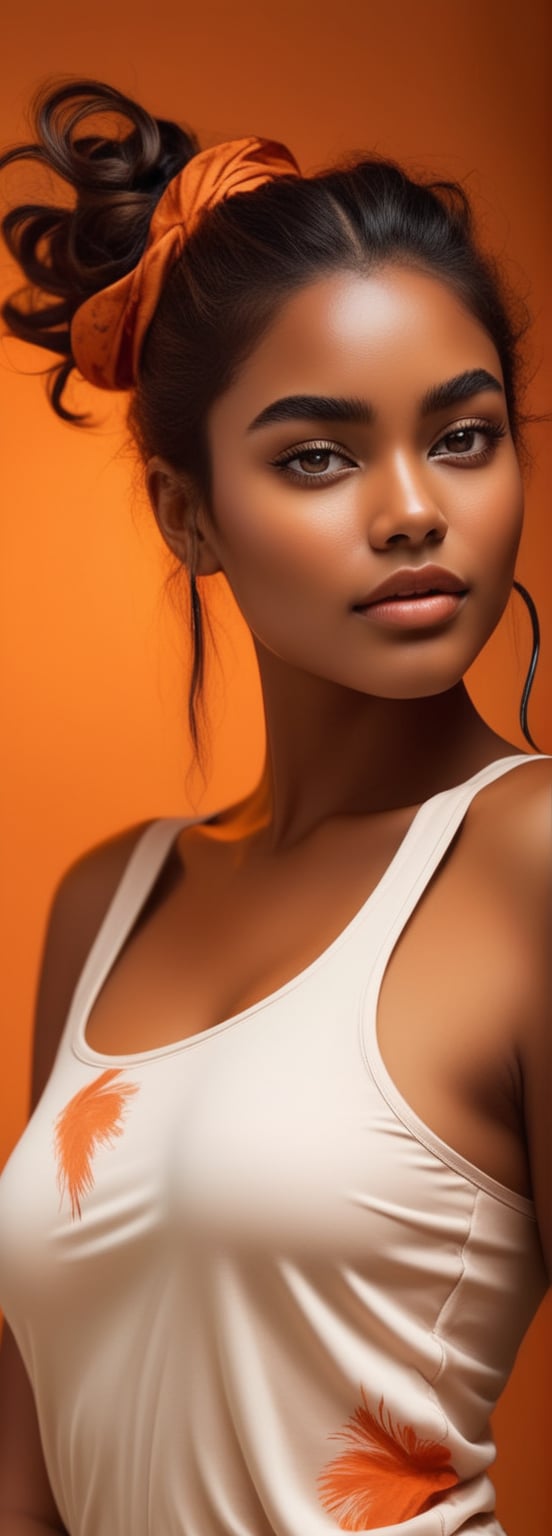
[70, 135, 302, 391]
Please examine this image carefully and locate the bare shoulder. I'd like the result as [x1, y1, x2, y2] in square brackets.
[466, 754, 552, 915]
[30, 817, 158, 1109]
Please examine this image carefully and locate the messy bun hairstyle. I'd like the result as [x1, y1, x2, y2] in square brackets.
[0, 78, 538, 772]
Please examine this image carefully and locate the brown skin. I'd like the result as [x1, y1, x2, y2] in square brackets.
[0, 266, 549, 1532]
[148, 266, 525, 849]
[145, 265, 550, 1280]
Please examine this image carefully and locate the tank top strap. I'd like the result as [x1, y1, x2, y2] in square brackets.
[361, 751, 551, 1017]
[62, 815, 200, 1058]
[61, 755, 549, 1060]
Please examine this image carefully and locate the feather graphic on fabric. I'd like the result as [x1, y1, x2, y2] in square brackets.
[54, 1068, 139, 1220]
[316, 1387, 458, 1530]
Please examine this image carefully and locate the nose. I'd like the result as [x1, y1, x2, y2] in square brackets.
[367, 452, 448, 548]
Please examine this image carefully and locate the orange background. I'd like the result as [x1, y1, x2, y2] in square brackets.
[0, 2, 551, 1530]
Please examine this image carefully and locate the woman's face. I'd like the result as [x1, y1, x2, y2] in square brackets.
[200, 265, 525, 700]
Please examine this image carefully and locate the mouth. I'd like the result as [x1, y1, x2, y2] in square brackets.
[352, 589, 468, 629]
[354, 588, 464, 605]
[352, 564, 469, 609]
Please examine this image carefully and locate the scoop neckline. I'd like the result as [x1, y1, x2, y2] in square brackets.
[71, 752, 540, 1068]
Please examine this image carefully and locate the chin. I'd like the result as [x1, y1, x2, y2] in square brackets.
[363, 680, 464, 702]
[347, 657, 471, 701]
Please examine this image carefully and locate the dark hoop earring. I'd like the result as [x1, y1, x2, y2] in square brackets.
[512, 580, 541, 752]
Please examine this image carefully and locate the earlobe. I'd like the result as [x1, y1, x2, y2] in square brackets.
[145, 456, 222, 576]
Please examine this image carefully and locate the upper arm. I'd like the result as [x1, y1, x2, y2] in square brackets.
[487, 758, 552, 1281]
[470, 758, 552, 1278]
[515, 764, 552, 1282]
[0, 817, 156, 1527]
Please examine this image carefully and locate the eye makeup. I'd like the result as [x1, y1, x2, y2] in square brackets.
[269, 419, 508, 487]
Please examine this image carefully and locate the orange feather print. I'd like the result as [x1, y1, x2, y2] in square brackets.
[54, 1069, 139, 1220]
[316, 1387, 458, 1530]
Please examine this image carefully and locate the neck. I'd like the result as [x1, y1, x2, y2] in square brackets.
[236, 643, 519, 851]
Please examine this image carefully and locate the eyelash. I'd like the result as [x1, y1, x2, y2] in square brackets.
[269, 419, 508, 486]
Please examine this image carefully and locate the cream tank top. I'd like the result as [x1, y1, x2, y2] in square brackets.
[0, 753, 549, 1536]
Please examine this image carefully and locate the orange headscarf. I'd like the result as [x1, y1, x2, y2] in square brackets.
[70, 135, 301, 390]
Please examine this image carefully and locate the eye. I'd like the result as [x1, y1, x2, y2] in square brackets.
[430, 419, 508, 463]
[269, 418, 508, 488]
[269, 439, 356, 486]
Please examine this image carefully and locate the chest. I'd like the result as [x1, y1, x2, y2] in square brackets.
[80, 805, 537, 1200]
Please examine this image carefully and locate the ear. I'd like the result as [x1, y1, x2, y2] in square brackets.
[145, 457, 222, 577]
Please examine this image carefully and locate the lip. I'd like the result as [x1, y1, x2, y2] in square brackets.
[352, 564, 468, 607]
[354, 592, 467, 630]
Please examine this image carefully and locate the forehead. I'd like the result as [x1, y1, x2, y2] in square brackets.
[210, 266, 503, 431]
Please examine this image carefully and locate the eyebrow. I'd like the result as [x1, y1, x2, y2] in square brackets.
[246, 368, 504, 433]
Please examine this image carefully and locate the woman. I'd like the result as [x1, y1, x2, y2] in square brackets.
[0, 79, 549, 1536]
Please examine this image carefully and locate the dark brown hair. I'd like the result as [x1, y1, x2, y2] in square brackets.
[0, 77, 541, 777]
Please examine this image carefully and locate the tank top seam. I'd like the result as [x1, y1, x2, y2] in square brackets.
[427, 1186, 480, 1387]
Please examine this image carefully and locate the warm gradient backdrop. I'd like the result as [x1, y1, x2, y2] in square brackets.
[1, 3, 551, 1531]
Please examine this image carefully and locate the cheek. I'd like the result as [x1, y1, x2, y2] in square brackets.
[452, 440, 523, 573]
[475, 476, 524, 590]
[212, 482, 348, 616]
[455, 470, 524, 657]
